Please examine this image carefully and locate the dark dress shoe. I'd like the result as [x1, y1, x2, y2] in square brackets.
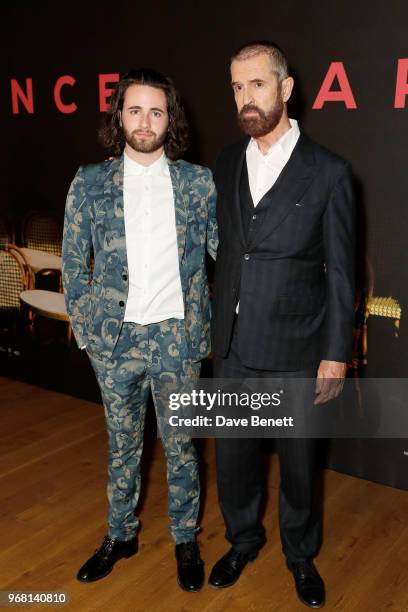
[77, 535, 137, 583]
[208, 547, 258, 588]
[287, 559, 325, 608]
[175, 541, 204, 592]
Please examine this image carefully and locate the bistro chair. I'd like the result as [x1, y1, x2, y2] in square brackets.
[0, 245, 34, 353]
[21, 211, 62, 256]
[21, 211, 63, 291]
[0, 213, 15, 248]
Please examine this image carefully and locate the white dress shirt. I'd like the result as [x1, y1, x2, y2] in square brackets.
[123, 151, 184, 324]
[246, 118, 300, 206]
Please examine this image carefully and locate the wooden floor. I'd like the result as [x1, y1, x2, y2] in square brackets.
[1, 377, 407, 612]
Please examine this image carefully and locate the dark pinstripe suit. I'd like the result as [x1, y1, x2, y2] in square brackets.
[212, 131, 356, 561]
[212, 131, 355, 370]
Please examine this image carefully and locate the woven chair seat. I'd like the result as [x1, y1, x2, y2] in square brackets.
[0, 249, 28, 310]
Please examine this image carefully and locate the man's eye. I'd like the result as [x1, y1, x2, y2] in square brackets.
[153, 112, 162, 118]
[255, 82, 263, 88]
[130, 109, 139, 115]
[233, 85, 242, 92]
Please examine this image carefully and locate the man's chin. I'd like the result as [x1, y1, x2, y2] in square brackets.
[239, 121, 269, 138]
[129, 139, 162, 154]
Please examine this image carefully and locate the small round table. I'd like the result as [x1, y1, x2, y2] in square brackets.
[20, 290, 68, 321]
[20, 290, 71, 343]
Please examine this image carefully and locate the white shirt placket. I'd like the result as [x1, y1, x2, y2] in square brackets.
[141, 171, 151, 318]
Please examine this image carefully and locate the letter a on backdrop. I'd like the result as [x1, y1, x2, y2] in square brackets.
[313, 62, 357, 109]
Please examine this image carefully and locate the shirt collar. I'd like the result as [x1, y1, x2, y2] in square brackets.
[247, 118, 300, 158]
[124, 151, 170, 177]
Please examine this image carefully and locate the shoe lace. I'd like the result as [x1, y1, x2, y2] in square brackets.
[96, 536, 115, 560]
[179, 542, 199, 562]
[227, 549, 247, 568]
[294, 561, 317, 582]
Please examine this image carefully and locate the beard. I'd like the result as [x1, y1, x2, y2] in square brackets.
[123, 127, 167, 154]
[237, 93, 284, 138]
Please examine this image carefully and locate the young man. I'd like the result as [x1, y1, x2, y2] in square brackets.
[209, 42, 355, 608]
[62, 68, 217, 592]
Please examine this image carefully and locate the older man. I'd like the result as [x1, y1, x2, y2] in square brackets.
[209, 42, 355, 609]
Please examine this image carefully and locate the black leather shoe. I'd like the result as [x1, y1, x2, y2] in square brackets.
[175, 541, 204, 592]
[208, 547, 258, 588]
[77, 535, 137, 583]
[287, 559, 325, 608]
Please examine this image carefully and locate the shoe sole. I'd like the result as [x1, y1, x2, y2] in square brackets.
[77, 566, 113, 583]
[76, 550, 137, 583]
[208, 576, 240, 589]
[177, 577, 204, 593]
[296, 594, 325, 609]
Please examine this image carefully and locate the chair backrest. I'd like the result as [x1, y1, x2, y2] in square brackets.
[22, 211, 62, 256]
[0, 214, 15, 247]
[0, 245, 33, 311]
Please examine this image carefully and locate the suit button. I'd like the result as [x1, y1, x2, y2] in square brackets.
[244, 253, 250, 261]
[252, 214, 257, 220]
[122, 274, 128, 281]
[119, 300, 125, 307]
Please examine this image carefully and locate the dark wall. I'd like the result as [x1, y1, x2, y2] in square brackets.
[3, 1, 407, 315]
[2, 0, 408, 485]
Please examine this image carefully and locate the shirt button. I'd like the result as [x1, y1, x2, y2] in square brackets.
[244, 253, 250, 261]
[119, 300, 125, 307]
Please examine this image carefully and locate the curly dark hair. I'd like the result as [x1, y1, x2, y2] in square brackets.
[99, 68, 189, 159]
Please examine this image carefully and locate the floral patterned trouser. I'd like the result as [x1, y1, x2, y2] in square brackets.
[87, 319, 200, 543]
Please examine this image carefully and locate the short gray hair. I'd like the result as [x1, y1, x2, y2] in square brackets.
[231, 41, 290, 82]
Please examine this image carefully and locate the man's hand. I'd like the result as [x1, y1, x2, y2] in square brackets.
[314, 360, 347, 405]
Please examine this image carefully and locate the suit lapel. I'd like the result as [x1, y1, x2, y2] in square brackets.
[103, 154, 124, 219]
[102, 155, 128, 264]
[232, 139, 249, 249]
[168, 160, 188, 265]
[247, 132, 318, 249]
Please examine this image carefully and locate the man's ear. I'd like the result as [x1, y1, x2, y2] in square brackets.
[282, 76, 294, 103]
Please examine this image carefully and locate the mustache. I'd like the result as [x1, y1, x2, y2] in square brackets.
[133, 129, 156, 137]
[239, 104, 263, 117]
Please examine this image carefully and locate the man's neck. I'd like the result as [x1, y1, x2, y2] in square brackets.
[124, 144, 165, 166]
[254, 114, 292, 155]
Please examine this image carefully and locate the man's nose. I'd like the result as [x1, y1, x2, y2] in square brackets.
[139, 112, 151, 129]
[242, 88, 254, 106]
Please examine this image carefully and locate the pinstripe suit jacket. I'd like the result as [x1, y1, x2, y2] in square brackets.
[212, 132, 356, 371]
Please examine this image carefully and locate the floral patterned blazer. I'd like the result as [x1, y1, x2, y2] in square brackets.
[62, 154, 218, 361]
